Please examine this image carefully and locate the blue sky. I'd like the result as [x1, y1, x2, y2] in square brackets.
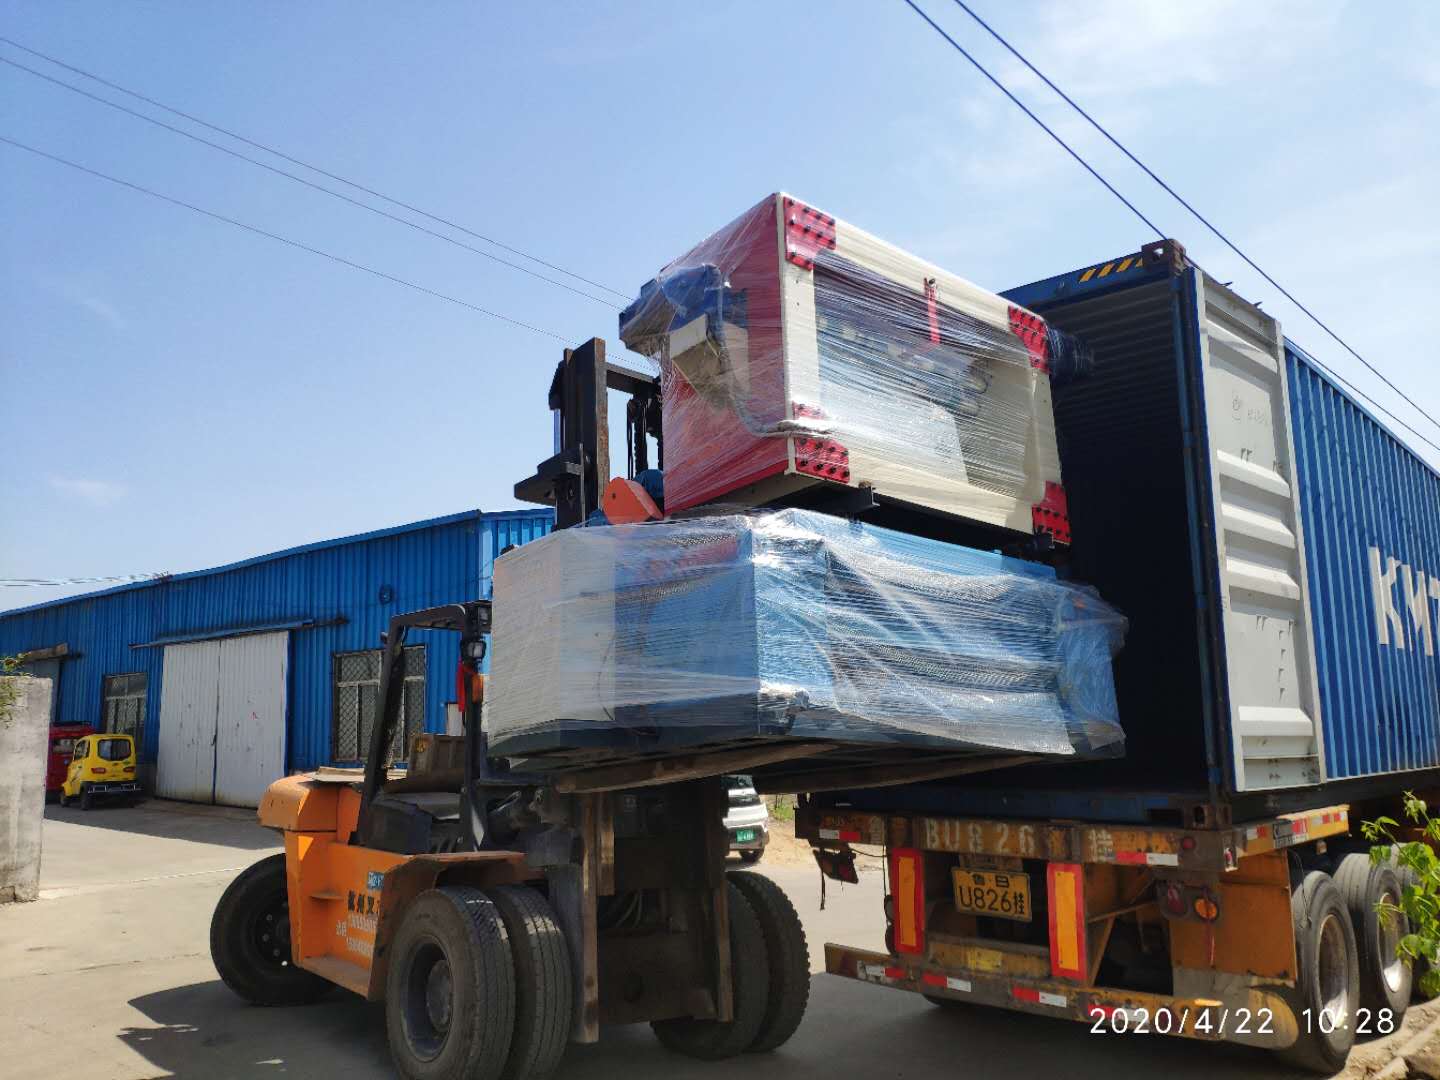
[3, 0, 1437, 612]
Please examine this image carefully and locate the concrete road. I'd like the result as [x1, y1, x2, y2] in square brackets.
[1, 800, 1432, 1079]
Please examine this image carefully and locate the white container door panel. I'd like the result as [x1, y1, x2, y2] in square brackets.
[1189, 271, 1323, 791]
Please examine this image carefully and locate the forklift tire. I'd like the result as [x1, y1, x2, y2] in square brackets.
[652, 883, 769, 1060]
[80, 786, 93, 811]
[210, 853, 332, 1006]
[728, 870, 809, 1052]
[488, 886, 572, 1080]
[1274, 870, 1360, 1075]
[386, 886, 516, 1080]
[1334, 852, 1412, 1018]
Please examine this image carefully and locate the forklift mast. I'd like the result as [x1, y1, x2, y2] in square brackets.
[513, 338, 662, 528]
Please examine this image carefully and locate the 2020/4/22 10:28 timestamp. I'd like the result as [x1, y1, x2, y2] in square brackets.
[1088, 1006, 1396, 1036]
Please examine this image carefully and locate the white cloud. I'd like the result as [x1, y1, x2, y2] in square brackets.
[1019, 0, 1345, 99]
[47, 476, 129, 507]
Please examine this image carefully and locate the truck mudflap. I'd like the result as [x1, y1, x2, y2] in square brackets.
[825, 944, 1299, 1051]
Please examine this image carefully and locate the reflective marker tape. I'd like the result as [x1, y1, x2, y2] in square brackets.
[818, 827, 862, 842]
[1039, 991, 1068, 1007]
[947, 976, 972, 993]
[1145, 852, 1179, 867]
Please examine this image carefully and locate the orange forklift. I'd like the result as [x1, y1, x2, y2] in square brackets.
[211, 342, 809, 1080]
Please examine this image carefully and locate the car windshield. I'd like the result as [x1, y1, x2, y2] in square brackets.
[96, 738, 131, 761]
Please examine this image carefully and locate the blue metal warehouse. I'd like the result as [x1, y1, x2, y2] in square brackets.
[0, 508, 552, 805]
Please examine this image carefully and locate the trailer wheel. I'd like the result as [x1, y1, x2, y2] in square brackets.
[1334, 852, 1411, 1019]
[210, 853, 332, 1006]
[387, 886, 516, 1080]
[1275, 870, 1360, 1075]
[488, 886, 572, 1080]
[652, 883, 769, 1060]
[729, 870, 809, 1052]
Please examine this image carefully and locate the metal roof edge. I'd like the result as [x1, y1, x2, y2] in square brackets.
[1, 506, 555, 621]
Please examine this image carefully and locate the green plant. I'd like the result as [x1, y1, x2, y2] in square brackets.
[1362, 791, 1440, 995]
[765, 794, 795, 823]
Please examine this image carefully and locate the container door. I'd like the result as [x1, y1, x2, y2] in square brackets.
[213, 632, 289, 808]
[157, 641, 221, 802]
[1185, 270, 1324, 790]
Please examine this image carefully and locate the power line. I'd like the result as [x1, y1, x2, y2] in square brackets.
[0, 33, 633, 303]
[945, 0, 1440, 445]
[0, 134, 576, 342]
[900, 0, 1440, 458]
[898, 0, 1169, 242]
[0, 53, 622, 309]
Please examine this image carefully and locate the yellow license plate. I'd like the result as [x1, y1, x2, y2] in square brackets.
[952, 868, 1032, 922]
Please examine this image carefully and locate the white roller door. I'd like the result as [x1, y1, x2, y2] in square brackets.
[157, 640, 221, 802]
[214, 632, 288, 807]
[157, 632, 289, 806]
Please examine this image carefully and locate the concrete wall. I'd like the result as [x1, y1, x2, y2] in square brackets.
[1, 675, 52, 903]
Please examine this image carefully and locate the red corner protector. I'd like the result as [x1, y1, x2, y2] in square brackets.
[783, 196, 837, 271]
[1008, 305, 1050, 373]
[1032, 481, 1070, 545]
[793, 435, 851, 483]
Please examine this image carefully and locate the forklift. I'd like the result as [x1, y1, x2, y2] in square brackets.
[209, 340, 809, 1080]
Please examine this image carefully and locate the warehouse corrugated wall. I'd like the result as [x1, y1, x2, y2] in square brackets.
[1288, 344, 1440, 780]
[0, 508, 553, 781]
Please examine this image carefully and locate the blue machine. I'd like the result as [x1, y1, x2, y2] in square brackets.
[486, 510, 1125, 766]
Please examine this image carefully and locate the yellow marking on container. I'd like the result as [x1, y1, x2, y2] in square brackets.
[1117, 257, 1133, 272]
[1053, 867, 1081, 974]
[1079, 267, 1096, 283]
[1096, 262, 1116, 278]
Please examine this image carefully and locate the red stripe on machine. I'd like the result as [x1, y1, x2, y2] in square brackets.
[1114, 851, 1147, 865]
[921, 972, 947, 987]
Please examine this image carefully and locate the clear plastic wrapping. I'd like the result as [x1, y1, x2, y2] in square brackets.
[619, 194, 1067, 541]
[487, 510, 1126, 761]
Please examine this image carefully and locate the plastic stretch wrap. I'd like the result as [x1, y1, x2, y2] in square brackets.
[619, 194, 1070, 541]
[486, 510, 1125, 761]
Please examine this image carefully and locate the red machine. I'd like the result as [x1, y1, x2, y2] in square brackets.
[618, 193, 1069, 544]
[47, 723, 94, 797]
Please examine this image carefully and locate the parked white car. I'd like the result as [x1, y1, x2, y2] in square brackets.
[723, 774, 768, 863]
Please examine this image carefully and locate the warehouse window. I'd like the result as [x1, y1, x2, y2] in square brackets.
[101, 673, 147, 743]
[332, 647, 426, 764]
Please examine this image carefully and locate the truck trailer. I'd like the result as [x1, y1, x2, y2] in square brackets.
[802, 240, 1440, 1073]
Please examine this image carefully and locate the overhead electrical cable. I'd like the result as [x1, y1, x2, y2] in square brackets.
[0, 54, 622, 309]
[898, 0, 1170, 242]
[0, 33, 633, 302]
[901, 0, 1440, 457]
[0, 135, 575, 343]
[945, 0, 1440, 443]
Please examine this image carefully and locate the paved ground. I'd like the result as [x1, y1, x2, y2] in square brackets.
[2, 799, 1435, 1079]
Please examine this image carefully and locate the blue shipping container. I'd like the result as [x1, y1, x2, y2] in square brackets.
[830, 244, 1439, 826]
[990, 243, 1440, 808]
[1288, 344, 1440, 779]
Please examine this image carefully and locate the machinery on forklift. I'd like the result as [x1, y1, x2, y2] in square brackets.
[210, 359, 809, 1079]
